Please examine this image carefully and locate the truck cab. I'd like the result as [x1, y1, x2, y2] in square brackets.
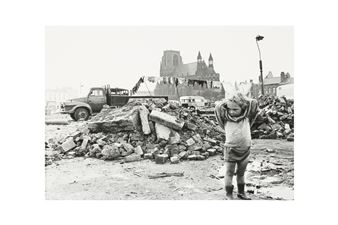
[60, 84, 167, 121]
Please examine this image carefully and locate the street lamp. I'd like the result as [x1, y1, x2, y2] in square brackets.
[256, 35, 264, 95]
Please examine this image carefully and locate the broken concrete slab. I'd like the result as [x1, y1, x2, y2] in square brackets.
[168, 130, 180, 144]
[155, 123, 171, 140]
[88, 105, 141, 133]
[139, 105, 151, 135]
[61, 138, 76, 152]
[149, 110, 185, 131]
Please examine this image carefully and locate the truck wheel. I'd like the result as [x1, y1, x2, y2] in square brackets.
[70, 113, 76, 120]
[74, 108, 90, 121]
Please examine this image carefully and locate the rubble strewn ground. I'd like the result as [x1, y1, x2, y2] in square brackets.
[251, 95, 294, 140]
[45, 97, 294, 200]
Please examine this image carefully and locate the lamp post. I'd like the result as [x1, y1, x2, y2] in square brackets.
[256, 35, 264, 95]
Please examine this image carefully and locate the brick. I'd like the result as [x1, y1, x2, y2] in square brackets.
[61, 138, 76, 152]
[201, 152, 209, 158]
[204, 137, 217, 145]
[122, 143, 134, 154]
[178, 145, 187, 152]
[207, 148, 216, 156]
[187, 155, 197, 160]
[134, 146, 144, 155]
[124, 154, 142, 163]
[178, 151, 188, 159]
[192, 134, 202, 143]
[165, 144, 179, 157]
[170, 156, 180, 164]
[96, 139, 107, 147]
[196, 155, 206, 160]
[144, 153, 154, 159]
[186, 138, 195, 146]
[155, 154, 169, 164]
[186, 122, 197, 131]
[80, 136, 90, 150]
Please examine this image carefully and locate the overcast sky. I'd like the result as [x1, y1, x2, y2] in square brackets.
[46, 26, 293, 92]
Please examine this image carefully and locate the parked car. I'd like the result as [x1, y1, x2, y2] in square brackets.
[179, 96, 209, 109]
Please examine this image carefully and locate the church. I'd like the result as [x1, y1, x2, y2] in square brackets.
[154, 50, 224, 101]
[160, 50, 220, 81]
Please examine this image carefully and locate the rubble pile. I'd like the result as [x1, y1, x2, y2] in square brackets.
[45, 99, 225, 166]
[251, 95, 294, 141]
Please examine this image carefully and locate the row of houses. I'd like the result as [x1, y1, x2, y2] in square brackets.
[250, 71, 293, 98]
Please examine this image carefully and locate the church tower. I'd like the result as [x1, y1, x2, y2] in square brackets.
[160, 50, 183, 76]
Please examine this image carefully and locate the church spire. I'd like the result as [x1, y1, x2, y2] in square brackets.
[197, 51, 202, 61]
[208, 53, 213, 61]
[208, 53, 214, 68]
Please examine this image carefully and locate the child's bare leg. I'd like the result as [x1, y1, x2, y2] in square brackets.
[236, 156, 251, 200]
[224, 161, 236, 200]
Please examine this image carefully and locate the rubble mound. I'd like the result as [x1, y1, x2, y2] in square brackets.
[45, 99, 225, 166]
[251, 95, 294, 141]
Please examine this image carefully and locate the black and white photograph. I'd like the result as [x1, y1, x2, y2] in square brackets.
[45, 26, 294, 200]
[3, 0, 338, 224]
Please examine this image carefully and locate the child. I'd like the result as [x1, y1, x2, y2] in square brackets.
[215, 93, 259, 200]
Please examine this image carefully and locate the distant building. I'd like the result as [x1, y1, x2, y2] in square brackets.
[160, 50, 220, 81]
[249, 72, 293, 98]
[155, 50, 224, 101]
[45, 87, 78, 103]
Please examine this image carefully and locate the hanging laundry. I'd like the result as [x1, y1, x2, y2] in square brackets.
[178, 77, 185, 85]
[188, 79, 194, 86]
[147, 76, 156, 83]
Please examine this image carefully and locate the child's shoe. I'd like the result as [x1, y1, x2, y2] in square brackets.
[225, 185, 234, 200]
[237, 183, 251, 200]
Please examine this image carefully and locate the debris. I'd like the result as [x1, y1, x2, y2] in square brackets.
[155, 123, 171, 140]
[61, 138, 76, 152]
[186, 138, 195, 146]
[134, 146, 144, 155]
[139, 105, 151, 135]
[155, 154, 169, 164]
[207, 148, 217, 156]
[170, 156, 180, 164]
[148, 172, 184, 179]
[124, 154, 142, 163]
[45, 120, 69, 125]
[168, 130, 180, 144]
[178, 151, 188, 159]
[149, 110, 185, 131]
[144, 153, 154, 159]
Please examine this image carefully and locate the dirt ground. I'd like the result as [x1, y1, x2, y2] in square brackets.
[45, 121, 294, 200]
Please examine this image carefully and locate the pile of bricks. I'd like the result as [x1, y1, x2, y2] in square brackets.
[251, 95, 294, 141]
[45, 99, 225, 166]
